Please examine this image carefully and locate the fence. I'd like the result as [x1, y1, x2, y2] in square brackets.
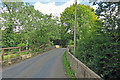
[0, 44, 55, 66]
[66, 47, 103, 79]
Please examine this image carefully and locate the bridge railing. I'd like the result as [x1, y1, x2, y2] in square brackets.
[66, 47, 103, 80]
[0, 44, 55, 66]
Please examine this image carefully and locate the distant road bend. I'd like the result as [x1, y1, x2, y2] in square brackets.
[2, 48, 67, 78]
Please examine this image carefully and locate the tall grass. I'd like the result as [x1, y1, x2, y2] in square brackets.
[63, 51, 75, 78]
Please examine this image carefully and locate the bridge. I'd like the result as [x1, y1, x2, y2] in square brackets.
[0, 45, 102, 79]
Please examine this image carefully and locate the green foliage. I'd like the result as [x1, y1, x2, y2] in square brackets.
[4, 54, 18, 60]
[17, 43, 26, 47]
[60, 4, 98, 47]
[63, 52, 75, 78]
[76, 32, 120, 79]
[60, 2, 119, 80]
[75, 2, 120, 80]
[1, 1, 61, 63]
[1, 1, 119, 80]
[1, 2, 60, 48]
[21, 51, 29, 55]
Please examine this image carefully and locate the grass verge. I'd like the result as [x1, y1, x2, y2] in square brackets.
[63, 51, 75, 78]
[1, 48, 45, 61]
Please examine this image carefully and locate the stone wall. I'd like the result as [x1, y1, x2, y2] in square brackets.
[66, 48, 103, 80]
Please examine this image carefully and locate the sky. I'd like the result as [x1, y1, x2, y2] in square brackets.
[33, 0, 97, 17]
[0, 0, 98, 17]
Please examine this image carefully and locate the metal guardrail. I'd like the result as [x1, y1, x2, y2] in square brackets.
[66, 47, 103, 79]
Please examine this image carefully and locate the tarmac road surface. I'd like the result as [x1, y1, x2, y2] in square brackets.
[2, 48, 67, 78]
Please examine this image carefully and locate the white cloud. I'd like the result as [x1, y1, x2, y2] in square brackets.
[92, 4, 98, 11]
[34, 0, 80, 17]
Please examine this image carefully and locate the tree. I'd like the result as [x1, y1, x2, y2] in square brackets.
[1, 1, 25, 47]
[1, 1, 24, 33]
[60, 1, 120, 79]
[60, 4, 98, 47]
[90, 1, 120, 79]
[1, 1, 60, 48]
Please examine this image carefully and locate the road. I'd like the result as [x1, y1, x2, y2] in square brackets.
[2, 48, 67, 78]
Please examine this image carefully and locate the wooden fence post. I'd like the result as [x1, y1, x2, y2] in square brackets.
[38, 45, 39, 53]
[29, 46, 30, 53]
[29, 46, 31, 57]
[19, 47, 21, 58]
[26, 40, 28, 51]
[32, 46, 35, 55]
[1, 49, 4, 65]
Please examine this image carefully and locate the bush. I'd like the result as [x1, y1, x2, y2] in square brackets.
[76, 32, 120, 80]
